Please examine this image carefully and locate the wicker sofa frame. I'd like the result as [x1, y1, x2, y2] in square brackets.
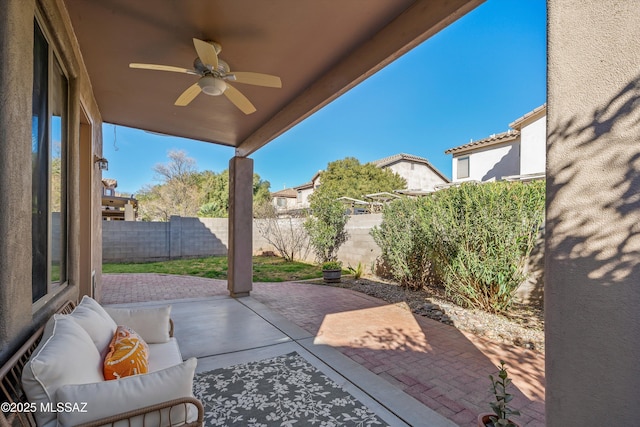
[0, 301, 204, 427]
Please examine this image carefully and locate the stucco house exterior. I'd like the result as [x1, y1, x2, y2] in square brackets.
[446, 104, 546, 182]
[372, 153, 450, 192]
[270, 188, 298, 213]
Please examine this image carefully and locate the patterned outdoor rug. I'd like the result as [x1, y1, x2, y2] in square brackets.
[193, 351, 389, 426]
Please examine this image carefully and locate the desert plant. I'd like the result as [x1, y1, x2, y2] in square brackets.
[348, 262, 364, 279]
[372, 181, 545, 313]
[322, 261, 343, 270]
[486, 360, 521, 427]
[304, 192, 349, 262]
[370, 197, 436, 290]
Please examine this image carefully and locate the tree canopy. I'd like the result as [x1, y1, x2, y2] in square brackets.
[311, 157, 406, 201]
[137, 150, 271, 221]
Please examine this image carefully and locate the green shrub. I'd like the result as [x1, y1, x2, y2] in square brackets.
[322, 261, 343, 270]
[304, 191, 349, 263]
[370, 198, 437, 290]
[372, 181, 545, 313]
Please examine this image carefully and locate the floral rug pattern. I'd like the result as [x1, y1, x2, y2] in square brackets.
[193, 352, 388, 426]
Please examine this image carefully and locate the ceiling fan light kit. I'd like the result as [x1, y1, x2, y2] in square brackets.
[129, 38, 282, 114]
[198, 75, 226, 96]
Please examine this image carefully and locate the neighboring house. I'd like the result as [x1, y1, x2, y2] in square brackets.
[510, 104, 546, 177]
[101, 179, 138, 221]
[282, 153, 449, 211]
[371, 153, 450, 193]
[270, 188, 298, 212]
[445, 104, 546, 183]
[292, 171, 321, 209]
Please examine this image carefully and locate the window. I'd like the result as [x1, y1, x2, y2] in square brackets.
[32, 20, 68, 303]
[457, 156, 470, 179]
[276, 197, 286, 208]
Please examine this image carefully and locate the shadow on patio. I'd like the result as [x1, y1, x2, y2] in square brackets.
[102, 274, 545, 427]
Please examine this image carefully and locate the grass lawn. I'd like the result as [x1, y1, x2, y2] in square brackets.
[102, 256, 323, 282]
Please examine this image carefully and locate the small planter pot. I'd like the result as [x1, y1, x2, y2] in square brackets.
[478, 413, 521, 427]
[322, 269, 342, 284]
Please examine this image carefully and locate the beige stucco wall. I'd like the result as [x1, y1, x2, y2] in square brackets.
[546, 0, 640, 424]
[384, 161, 448, 191]
[0, 0, 103, 363]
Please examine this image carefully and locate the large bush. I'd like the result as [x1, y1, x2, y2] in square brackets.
[304, 192, 349, 263]
[372, 181, 545, 313]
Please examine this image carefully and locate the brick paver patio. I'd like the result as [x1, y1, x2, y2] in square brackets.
[101, 274, 545, 427]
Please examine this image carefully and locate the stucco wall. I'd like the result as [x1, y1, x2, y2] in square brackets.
[385, 162, 448, 190]
[0, 0, 103, 365]
[519, 115, 546, 175]
[452, 140, 521, 182]
[546, 0, 640, 424]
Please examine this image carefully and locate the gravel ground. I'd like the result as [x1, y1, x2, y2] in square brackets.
[307, 276, 545, 353]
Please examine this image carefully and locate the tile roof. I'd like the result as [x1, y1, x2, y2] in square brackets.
[444, 130, 520, 155]
[509, 104, 546, 130]
[371, 153, 450, 182]
[271, 188, 298, 198]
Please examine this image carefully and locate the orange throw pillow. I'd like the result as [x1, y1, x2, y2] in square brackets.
[103, 326, 149, 380]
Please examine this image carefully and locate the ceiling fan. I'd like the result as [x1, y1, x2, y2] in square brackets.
[129, 38, 282, 114]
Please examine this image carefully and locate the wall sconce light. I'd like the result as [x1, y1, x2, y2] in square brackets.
[94, 155, 109, 171]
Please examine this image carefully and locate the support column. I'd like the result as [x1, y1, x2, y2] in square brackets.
[546, 1, 640, 425]
[227, 156, 253, 297]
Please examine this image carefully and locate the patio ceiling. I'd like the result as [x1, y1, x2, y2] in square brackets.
[63, 0, 483, 156]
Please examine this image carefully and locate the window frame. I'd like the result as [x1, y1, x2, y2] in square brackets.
[457, 156, 470, 179]
[32, 13, 70, 308]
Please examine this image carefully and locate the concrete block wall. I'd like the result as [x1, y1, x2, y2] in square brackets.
[103, 221, 170, 262]
[176, 217, 228, 258]
[336, 214, 383, 271]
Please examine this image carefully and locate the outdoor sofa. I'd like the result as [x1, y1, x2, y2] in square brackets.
[0, 297, 203, 427]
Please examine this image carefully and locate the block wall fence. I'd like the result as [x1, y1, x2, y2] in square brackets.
[102, 214, 383, 268]
[102, 214, 543, 304]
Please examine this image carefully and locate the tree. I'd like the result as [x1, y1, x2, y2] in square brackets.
[136, 151, 272, 220]
[313, 157, 407, 200]
[254, 201, 310, 262]
[197, 170, 272, 218]
[304, 191, 349, 263]
[137, 150, 202, 221]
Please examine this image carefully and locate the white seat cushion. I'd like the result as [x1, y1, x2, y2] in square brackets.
[69, 296, 117, 357]
[55, 358, 198, 427]
[105, 305, 172, 344]
[22, 314, 104, 427]
[148, 338, 183, 372]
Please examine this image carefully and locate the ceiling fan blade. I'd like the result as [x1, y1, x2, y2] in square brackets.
[129, 63, 194, 74]
[230, 72, 282, 88]
[223, 83, 256, 115]
[193, 38, 218, 70]
[175, 82, 202, 106]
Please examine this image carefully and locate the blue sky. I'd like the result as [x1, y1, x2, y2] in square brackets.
[103, 0, 546, 195]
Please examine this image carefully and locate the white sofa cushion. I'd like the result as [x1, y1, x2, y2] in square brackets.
[148, 338, 183, 372]
[55, 357, 198, 427]
[69, 296, 117, 357]
[22, 314, 104, 427]
[105, 305, 172, 344]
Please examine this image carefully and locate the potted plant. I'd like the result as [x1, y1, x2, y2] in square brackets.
[478, 360, 521, 427]
[322, 261, 343, 283]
